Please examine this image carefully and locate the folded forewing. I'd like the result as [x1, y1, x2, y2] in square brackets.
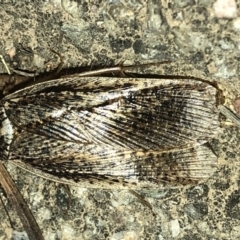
[3, 77, 220, 150]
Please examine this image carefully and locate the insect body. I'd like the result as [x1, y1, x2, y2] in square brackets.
[0, 75, 221, 189]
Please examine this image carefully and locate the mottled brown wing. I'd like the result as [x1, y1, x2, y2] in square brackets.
[3, 77, 220, 151]
[9, 131, 217, 188]
[2, 77, 220, 187]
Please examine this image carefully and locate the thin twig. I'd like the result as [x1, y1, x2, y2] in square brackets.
[0, 162, 44, 240]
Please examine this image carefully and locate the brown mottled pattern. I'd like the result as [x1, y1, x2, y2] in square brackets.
[0, 76, 220, 188]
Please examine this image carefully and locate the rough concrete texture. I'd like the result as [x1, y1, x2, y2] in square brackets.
[0, 0, 240, 239]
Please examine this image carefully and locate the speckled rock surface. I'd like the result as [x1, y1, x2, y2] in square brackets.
[0, 1, 240, 239]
